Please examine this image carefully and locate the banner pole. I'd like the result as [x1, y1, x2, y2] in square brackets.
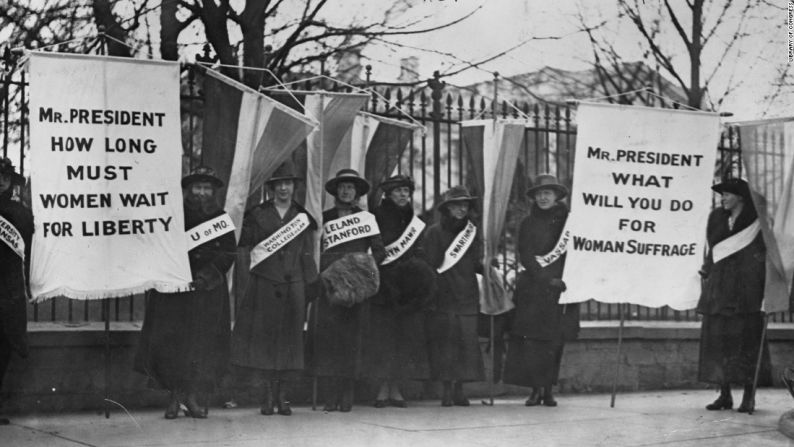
[104, 298, 111, 418]
[610, 303, 625, 408]
[749, 313, 769, 415]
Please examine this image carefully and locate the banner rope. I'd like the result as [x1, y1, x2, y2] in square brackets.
[568, 87, 702, 112]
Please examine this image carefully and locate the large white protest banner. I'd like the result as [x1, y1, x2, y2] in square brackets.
[560, 102, 720, 310]
[28, 52, 192, 301]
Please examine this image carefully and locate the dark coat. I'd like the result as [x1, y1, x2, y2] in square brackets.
[231, 201, 318, 371]
[307, 206, 386, 378]
[134, 201, 236, 392]
[423, 214, 483, 315]
[360, 198, 432, 380]
[423, 213, 485, 381]
[0, 190, 33, 358]
[511, 203, 579, 342]
[697, 205, 770, 385]
[697, 206, 765, 316]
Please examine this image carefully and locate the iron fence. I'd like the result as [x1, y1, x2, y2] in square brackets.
[0, 53, 779, 323]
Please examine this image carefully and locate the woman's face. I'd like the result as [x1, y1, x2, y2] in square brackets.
[189, 182, 215, 200]
[271, 179, 294, 202]
[336, 181, 358, 204]
[534, 188, 558, 210]
[721, 191, 743, 211]
[446, 201, 470, 220]
[0, 173, 11, 194]
[388, 186, 411, 207]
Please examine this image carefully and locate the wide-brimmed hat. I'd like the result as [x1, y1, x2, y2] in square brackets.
[267, 159, 301, 184]
[325, 168, 370, 196]
[379, 174, 415, 193]
[526, 173, 568, 200]
[437, 185, 477, 209]
[182, 165, 224, 189]
[711, 177, 751, 199]
[0, 158, 24, 185]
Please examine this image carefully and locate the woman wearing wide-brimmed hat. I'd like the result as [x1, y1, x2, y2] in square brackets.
[360, 175, 434, 408]
[307, 168, 386, 412]
[134, 166, 236, 420]
[0, 158, 32, 425]
[504, 173, 579, 407]
[423, 185, 485, 406]
[697, 177, 771, 414]
[230, 160, 318, 416]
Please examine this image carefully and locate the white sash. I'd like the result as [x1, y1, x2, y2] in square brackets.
[381, 215, 426, 265]
[535, 227, 571, 268]
[0, 214, 25, 259]
[322, 210, 380, 251]
[186, 213, 235, 250]
[712, 218, 761, 264]
[437, 220, 477, 274]
[249, 212, 311, 270]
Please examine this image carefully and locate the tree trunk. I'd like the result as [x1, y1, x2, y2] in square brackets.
[239, 1, 267, 88]
[200, 2, 237, 79]
[160, 0, 179, 61]
[689, 0, 704, 109]
[92, 0, 131, 57]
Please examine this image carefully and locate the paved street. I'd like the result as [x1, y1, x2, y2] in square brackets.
[3, 389, 794, 446]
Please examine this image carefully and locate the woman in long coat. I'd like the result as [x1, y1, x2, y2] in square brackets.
[423, 185, 485, 406]
[231, 161, 318, 416]
[307, 169, 386, 412]
[361, 175, 433, 408]
[134, 166, 235, 419]
[0, 158, 32, 425]
[698, 177, 771, 413]
[504, 174, 579, 407]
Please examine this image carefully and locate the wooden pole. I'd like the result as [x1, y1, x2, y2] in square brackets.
[749, 313, 770, 415]
[610, 303, 625, 408]
[104, 298, 111, 418]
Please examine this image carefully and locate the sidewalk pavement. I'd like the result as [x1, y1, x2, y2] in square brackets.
[4, 389, 794, 447]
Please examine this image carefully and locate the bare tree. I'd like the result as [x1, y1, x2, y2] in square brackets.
[578, 0, 777, 110]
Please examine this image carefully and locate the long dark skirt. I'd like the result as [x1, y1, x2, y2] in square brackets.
[305, 291, 366, 379]
[698, 313, 772, 386]
[427, 312, 484, 382]
[503, 337, 564, 388]
[231, 277, 305, 372]
[134, 288, 230, 393]
[360, 304, 430, 380]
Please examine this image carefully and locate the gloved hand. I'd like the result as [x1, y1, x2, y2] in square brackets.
[190, 278, 208, 291]
[306, 279, 322, 301]
[548, 278, 567, 291]
[698, 269, 709, 279]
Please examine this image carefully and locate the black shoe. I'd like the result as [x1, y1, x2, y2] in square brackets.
[374, 399, 389, 408]
[737, 385, 755, 414]
[164, 398, 180, 419]
[705, 395, 733, 410]
[389, 399, 407, 408]
[542, 393, 558, 407]
[277, 401, 292, 416]
[323, 402, 338, 412]
[441, 382, 453, 407]
[0, 417, 10, 425]
[452, 383, 469, 406]
[525, 388, 542, 407]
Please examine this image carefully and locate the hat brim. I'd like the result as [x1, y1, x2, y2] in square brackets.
[527, 184, 568, 200]
[266, 175, 302, 184]
[437, 196, 477, 210]
[380, 179, 415, 193]
[325, 176, 370, 196]
[182, 174, 224, 189]
[711, 182, 749, 197]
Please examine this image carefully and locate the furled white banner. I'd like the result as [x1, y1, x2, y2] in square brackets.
[560, 102, 720, 310]
[28, 52, 192, 301]
[461, 119, 525, 315]
[738, 117, 794, 313]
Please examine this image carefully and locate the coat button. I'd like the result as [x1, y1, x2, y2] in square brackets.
[284, 274, 292, 281]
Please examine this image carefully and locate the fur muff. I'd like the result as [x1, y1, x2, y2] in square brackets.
[322, 252, 380, 307]
[391, 257, 436, 313]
